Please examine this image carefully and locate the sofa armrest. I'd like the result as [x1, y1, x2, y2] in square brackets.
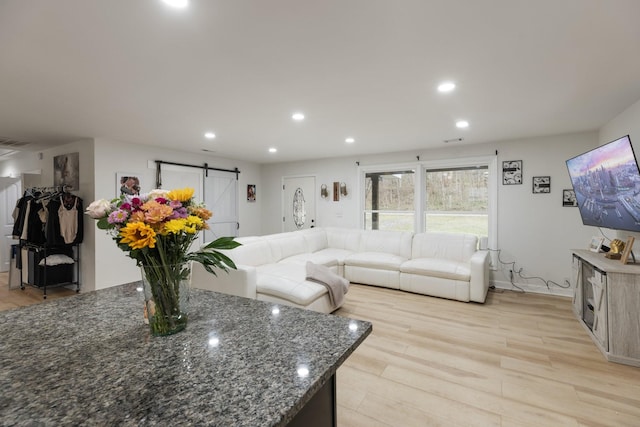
[191, 262, 257, 299]
[469, 250, 490, 303]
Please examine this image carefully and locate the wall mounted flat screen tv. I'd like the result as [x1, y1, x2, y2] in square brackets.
[566, 135, 640, 232]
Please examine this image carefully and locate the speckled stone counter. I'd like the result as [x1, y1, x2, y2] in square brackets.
[0, 282, 371, 426]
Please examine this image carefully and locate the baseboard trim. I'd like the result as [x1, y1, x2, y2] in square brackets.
[491, 280, 572, 298]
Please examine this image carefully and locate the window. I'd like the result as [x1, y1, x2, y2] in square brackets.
[364, 170, 415, 231]
[425, 166, 488, 237]
[360, 156, 496, 247]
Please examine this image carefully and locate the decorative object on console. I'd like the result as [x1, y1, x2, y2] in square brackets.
[532, 176, 551, 193]
[86, 187, 240, 336]
[333, 182, 340, 201]
[320, 184, 328, 199]
[563, 189, 577, 207]
[605, 238, 624, 259]
[502, 160, 522, 185]
[621, 236, 635, 264]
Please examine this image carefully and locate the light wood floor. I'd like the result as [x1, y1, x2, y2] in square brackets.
[334, 285, 640, 427]
[0, 271, 78, 311]
[2, 273, 638, 425]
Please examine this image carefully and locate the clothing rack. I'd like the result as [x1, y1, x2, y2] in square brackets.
[13, 185, 83, 298]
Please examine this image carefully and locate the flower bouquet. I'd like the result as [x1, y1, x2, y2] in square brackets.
[86, 187, 240, 336]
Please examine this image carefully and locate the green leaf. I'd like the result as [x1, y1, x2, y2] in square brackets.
[203, 236, 241, 251]
[96, 218, 112, 230]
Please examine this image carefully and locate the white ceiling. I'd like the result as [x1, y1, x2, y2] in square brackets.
[1, 0, 640, 164]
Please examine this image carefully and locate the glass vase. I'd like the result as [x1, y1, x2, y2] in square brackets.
[140, 261, 192, 336]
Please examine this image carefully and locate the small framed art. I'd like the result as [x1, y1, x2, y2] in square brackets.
[247, 184, 256, 202]
[116, 172, 142, 196]
[532, 176, 551, 193]
[563, 189, 577, 206]
[589, 236, 604, 253]
[502, 160, 522, 185]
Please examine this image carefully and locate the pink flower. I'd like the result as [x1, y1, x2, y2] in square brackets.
[169, 200, 182, 209]
[131, 197, 142, 207]
[108, 209, 129, 224]
[155, 197, 168, 204]
[120, 202, 132, 211]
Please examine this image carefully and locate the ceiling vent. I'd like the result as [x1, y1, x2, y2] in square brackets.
[0, 137, 31, 148]
[443, 137, 464, 143]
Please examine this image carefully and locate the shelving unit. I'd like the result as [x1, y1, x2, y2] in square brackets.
[20, 242, 80, 299]
[572, 249, 640, 367]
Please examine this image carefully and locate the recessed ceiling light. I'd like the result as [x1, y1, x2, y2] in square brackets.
[292, 112, 305, 121]
[345, 137, 355, 144]
[437, 81, 456, 93]
[161, 0, 189, 8]
[204, 132, 216, 139]
[269, 147, 277, 153]
[456, 120, 469, 128]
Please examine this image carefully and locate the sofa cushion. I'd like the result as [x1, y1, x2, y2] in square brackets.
[280, 252, 339, 268]
[345, 252, 407, 271]
[222, 239, 273, 266]
[400, 258, 471, 281]
[300, 228, 329, 252]
[359, 230, 413, 259]
[265, 233, 308, 262]
[325, 228, 361, 251]
[412, 232, 478, 262]
[256, 263, 327, 306]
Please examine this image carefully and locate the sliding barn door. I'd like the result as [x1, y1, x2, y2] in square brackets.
[203, 170, 238, 242]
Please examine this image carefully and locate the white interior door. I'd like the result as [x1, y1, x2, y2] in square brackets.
[0, 177, 21, 272]
[283, 176, 316, 232]
[203, 170, 238, 242]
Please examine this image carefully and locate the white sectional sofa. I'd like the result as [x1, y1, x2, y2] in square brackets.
[192, 227, 490, 314]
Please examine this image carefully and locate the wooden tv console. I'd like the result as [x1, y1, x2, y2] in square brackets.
[571, 250, 640, 367]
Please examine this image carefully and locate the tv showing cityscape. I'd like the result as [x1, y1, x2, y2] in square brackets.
[566, 135, 640, 232]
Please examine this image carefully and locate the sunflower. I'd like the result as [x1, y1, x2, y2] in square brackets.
[119, 222, 157, 249]
[167, 187, 195, 203]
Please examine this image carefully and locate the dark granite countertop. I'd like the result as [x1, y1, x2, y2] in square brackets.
[0, 282, 371, 426]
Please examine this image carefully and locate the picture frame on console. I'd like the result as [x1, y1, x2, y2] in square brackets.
[589, 236, 604, 253]
[621, 236, 635, 264]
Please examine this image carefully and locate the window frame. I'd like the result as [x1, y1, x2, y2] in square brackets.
[358, 156, 497, 251]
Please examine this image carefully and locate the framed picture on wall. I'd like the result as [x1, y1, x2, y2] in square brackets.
[247, 184, 256, 202]
[116, 172, 142, 197]
[502, 160, 522, 185]
[532, 176, 551, 193]
[53, 152, 80, 190]
[563, 189, 577, 206]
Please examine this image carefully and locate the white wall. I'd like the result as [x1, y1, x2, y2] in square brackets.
[92, 138, 262, 289]
[262, 131, 598, 296]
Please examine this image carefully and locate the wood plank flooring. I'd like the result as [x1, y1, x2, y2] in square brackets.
[334, 285, 640, 427]
[2, 272, 638, 425]
[0, 271, 78, 311]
